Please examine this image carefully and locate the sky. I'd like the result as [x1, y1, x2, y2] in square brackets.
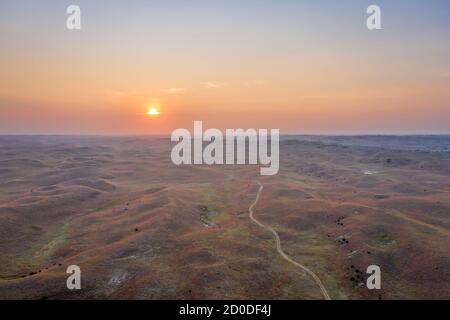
[0, 0, 449, 134]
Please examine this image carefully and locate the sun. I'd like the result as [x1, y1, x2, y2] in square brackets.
[146, 106, 160, 116]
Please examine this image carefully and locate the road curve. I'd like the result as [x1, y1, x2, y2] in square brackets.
[248, 182, 331, 300]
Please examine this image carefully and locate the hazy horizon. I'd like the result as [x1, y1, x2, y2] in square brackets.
[1, 132, 450, 137]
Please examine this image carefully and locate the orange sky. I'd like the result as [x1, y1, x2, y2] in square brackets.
[1, 1, 449, 134]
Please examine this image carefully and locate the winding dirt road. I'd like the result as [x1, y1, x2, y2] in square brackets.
[249, 182, 331, 300]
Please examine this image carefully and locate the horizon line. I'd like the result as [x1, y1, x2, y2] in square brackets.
[1, 132, 450, 137]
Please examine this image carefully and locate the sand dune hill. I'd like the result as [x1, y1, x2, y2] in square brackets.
[0, 135, 448, 299]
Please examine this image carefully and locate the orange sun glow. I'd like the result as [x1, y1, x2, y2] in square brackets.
[146, 106, 160, 116]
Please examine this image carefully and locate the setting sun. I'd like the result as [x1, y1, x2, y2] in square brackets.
[147, 107, 160, 116]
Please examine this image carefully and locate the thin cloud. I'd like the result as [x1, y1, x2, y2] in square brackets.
[164, 88, 186, 94]
[202, 81, 226, 89]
